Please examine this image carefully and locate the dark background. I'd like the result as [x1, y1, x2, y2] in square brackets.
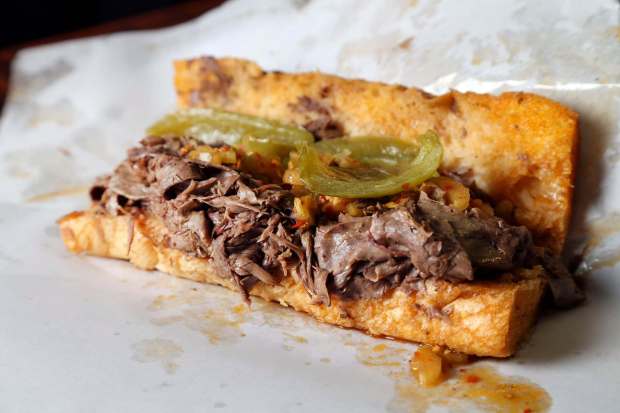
[0, 0, 196, 47]
[0, 0, 225, 109]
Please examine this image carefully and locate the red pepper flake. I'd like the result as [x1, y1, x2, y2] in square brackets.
[402, 183, 411, 190]
[465, 375, 481, 384]
[523, 409, 533, 413]
[292, 220, 307, 229]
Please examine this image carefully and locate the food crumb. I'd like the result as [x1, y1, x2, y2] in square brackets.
[398, 36, 414, 49]
[283, 333, 308, 344]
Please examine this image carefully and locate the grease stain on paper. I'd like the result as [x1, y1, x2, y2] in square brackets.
[389, 364, 551, 413]
[337, 1, 619, 90]
[149, 290, 248, 344]
[585, 212, 620, 250]
[26, 186, 89, 202]
[131, 338, 184, 374]
[4, 146, 86, 201]
[578, 212, 620, 271]
[342, 335, 550, 413]
[8, 59, 73, 101]
[26, 99, 77, 127]
[283, 332, 308, 344]
[143, 279, 551, 411]
[342, 337, 406, 368]
[398, 37, 414, 50]
[587, 250, 620, 271]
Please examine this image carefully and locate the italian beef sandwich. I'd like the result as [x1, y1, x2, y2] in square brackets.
[59, 56, 583, 357]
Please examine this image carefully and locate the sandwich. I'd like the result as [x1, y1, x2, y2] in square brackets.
[59, 56, 583, 357]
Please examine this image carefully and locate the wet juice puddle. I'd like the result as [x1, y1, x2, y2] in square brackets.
[347, 338, 550, 413]
[391, 364, 551, 413]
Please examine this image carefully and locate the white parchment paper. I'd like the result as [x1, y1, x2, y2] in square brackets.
[0, 0, 619, 412]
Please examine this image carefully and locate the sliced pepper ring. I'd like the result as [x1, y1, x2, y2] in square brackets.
[147, 108, 314, 151]
[298, 131, 443, 198]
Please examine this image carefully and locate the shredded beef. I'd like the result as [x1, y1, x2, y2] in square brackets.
[93, 137, 301, 302]
[538, 249, 585, 307]
[90, 136, 581, 306]
[313, 207, 472, 299]
[369, 207, 473, 281]
[416, 192, 531, 271]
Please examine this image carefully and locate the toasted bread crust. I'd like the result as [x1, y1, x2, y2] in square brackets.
[174, 57, 578, 253]
[59, 210, 545, 357]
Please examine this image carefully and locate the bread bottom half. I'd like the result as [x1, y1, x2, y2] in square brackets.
[59, 210, 545, 357]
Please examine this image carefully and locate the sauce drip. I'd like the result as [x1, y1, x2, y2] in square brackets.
[390, 364, 550, 413]
[350, 341, 551, 413]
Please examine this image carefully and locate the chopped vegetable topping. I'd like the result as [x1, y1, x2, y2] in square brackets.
[292, 195, 318, 229]
[411, 345, 470, 387]
[188, 145, 237, 166]
[421, 176, 470, 211]
[411, 346, 444, 387]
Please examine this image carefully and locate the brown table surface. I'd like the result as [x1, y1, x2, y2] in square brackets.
[0, 0, 226, 112]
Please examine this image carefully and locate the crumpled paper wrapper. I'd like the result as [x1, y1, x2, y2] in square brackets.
[0, 0, 619, 412]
